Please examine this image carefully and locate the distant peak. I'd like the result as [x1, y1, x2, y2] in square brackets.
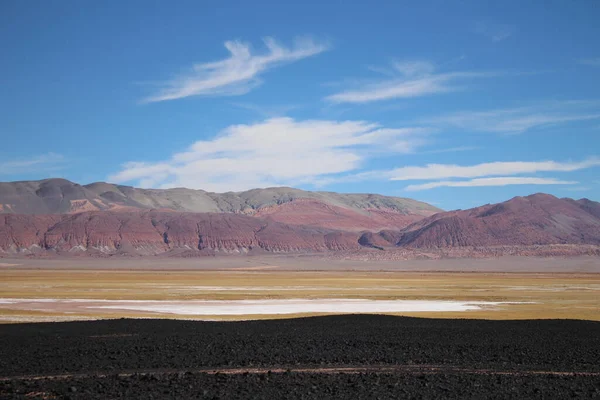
[39, 178, 75, 185]
[525, 193, 558, 199]
[507, 193, 559, 203]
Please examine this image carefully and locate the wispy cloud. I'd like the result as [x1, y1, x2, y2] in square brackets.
[405, 177, 577, 191]
[314, 157, 599, 190]
[388, 158, 600, 181]
[578, 58, 600, 67]
[325, 60, 494, 104]
[420, 146, 479, 155]
[474, 21, 515, 42]
[426, 101, 600, 134]
[142, 37, 329, 103]
[109, 117, 430, 191]
[229, 102, 300, 118]
[0, 153, 65, 175]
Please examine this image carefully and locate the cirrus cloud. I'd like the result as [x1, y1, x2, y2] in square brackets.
[0, 153, 66, 175]
[474, 21, 515, 42]
[142, 37, 330, 103]
[388, 158, 600, 181]
[426, 102, 600, 134]
[579, 58, 600, 67]
[391, 158, 598, 191]
[404, 177, 578, 191]
[325, 60, 496, 104]
[314, 157, 599, 191]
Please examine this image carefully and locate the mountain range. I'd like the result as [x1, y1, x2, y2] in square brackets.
[0, 178, 439, 231]
[0, 179, 599, 258]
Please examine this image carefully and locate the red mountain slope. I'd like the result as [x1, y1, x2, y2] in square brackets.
[0, 179, 441, 231]
[1, 193, 599, 258]
[359, 194, 600, 248]
[0, 211, 361, 256]
[253, 199, 427, 231]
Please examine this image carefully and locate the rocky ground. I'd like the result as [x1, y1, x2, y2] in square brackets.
[1, 315, 599, 399]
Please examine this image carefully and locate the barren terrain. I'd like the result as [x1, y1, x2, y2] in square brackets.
[1, 257, 599, 398]
[2, 189, 599, 259]
[1, 256, 599, 322]
[1, 316, 599, 399]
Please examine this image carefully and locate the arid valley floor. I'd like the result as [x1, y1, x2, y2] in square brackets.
[1, 256, 599, 323]
[1, 256, 599, 399]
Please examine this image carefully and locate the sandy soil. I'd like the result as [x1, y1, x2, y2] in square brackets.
[0, 266, 598, 322]
[1, 254, 599, 272]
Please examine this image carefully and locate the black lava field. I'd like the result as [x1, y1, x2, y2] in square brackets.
[1, 315, 600, 399]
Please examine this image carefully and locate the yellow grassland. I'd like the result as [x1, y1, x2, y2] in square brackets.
[0, 269, 598, 322]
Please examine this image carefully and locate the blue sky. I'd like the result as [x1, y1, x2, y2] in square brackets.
[1, 0, 599, 210]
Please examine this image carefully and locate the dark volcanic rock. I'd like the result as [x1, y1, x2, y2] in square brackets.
[3, 371, 600, 399]
[0, 316, 599, 399]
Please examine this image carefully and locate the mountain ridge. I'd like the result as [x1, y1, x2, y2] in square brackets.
[359, 193, 600, 249]
[0, 178, 441, 231]
[0, 190, 599, 259]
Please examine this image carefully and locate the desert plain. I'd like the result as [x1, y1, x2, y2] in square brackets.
[2, 256, 600, 399]
[1, 255, 598, 323]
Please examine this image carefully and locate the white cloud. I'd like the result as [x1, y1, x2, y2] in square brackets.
[579, 58, 600, 67]
[0, 153, 65, 175]
[427, 102, 600, 134]
[142, 37, 329, 103]
[388, 158, 600, 181]
[392, 61, 436, 77]
[109, 117, 430, 191]
[474, 22, 515, 42]
[420, 146, 479, 155]
[405, 177, 577, 191]
[230, 102, 300, 118]
[325, 60, 494, 104]
[313, 157, 598, 190]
